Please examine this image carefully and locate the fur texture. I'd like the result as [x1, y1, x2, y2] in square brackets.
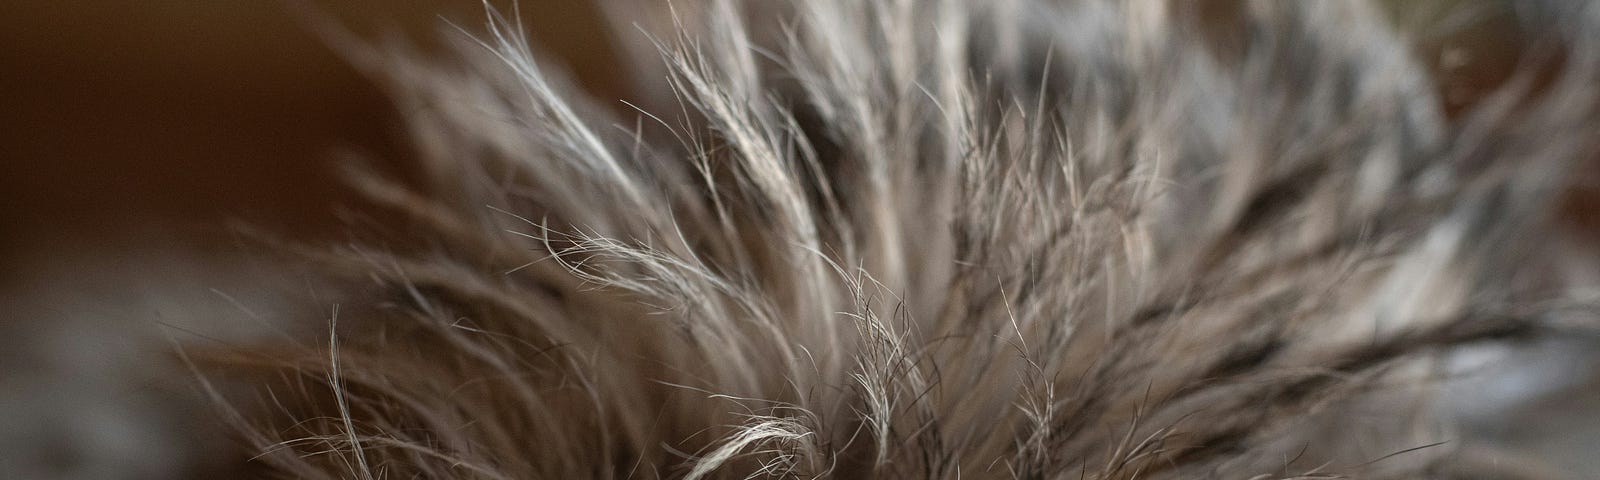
[193, 1, 1600, 478]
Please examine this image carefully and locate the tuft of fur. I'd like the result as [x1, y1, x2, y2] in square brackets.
[192, 1, 1600, 478]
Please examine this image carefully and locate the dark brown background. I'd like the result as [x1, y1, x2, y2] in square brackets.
[0, 5, 625, 475]
[0, 1, 625, 290]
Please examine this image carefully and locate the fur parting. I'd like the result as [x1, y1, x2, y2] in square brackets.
[190, 0, 1600, 478]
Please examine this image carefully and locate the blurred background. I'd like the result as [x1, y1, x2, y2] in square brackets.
[0, 2, 630, 477]
[0, 1, 1595, 478]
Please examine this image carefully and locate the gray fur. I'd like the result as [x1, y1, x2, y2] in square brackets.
[196, 1, 1600, 478]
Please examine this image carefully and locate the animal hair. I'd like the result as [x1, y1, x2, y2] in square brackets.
[190, 0, 1600, 478]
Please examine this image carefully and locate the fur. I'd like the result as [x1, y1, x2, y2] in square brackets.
[192, 1, 1600, 478]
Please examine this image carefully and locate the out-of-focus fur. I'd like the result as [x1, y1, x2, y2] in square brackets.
[191, 1, 1600, 478]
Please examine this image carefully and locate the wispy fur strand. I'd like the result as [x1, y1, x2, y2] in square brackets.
[194, 1, 1600, 478]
